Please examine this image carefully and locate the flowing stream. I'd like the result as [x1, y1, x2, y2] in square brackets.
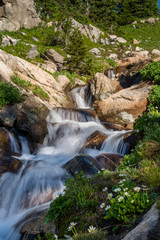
[0, 86, 130, 240]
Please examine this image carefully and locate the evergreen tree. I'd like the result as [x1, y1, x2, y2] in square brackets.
[65, 29, 92, 75]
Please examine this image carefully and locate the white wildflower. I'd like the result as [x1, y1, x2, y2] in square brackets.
[118, 196, 124, 202]
[133, 187, 141, 192]
[100, 203, 105, 208]
[88, 226, 96, 233]
[105, 205, 111, 211]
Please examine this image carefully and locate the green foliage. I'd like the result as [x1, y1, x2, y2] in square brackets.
[0, 81, 21, 108]
[76, 231, 107, 240]
[33, 85, 49, 101]
[106, 58, 118, 68]
[104, 178, 153, 223]
[148, 85, 160, 111]
[140, 61, 160, 84]
[11, 75, 32, 91]
[137, 159, 160, 188]
[118, 143, 146, 169]
[52, 70, 86, 83]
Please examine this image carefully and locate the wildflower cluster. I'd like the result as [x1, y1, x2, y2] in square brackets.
[99, 174, 153, 223]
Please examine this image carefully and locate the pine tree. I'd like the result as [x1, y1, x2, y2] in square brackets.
[65, 29, 91, 74]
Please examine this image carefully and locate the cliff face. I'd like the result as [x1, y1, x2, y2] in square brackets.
[0, 0, 40, 31]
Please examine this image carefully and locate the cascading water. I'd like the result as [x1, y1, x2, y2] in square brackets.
[0, 86, 130, 240]
[71, 85, 93, 109]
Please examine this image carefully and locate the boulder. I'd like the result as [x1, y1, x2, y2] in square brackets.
[133, 39, 139, 44]
[64, 154, 102, 176]
[74, 78, 86, 87]
[0, 49, 67, 108]
[94, 83, 152, 128]
[95, 153, 123, 171]
[0, 156, 22, 175]
[91, 73, 123, 101]
[27, 48, 39, 59]
[20, 210, 54, 240]
[109, 53, 118, 60]
[147, 18, 156, 24]
[39, 61, 57, 74]
[0, 105, 18, 128]
[152, 49, 160, 56]
[123, 203, 159, 240]
[84, 130, 108, 149]
[71, 18, 103, 43]
[89, 48, 101, 56]
[57, 75, 71, 91]
[43, 49, 64, 70]
[0, 0, 40, 31]
[16, 96, 49, 151]
[108, 35, 117, 41]
[116, 37, 127, 44]
[1, 35, 11, 47]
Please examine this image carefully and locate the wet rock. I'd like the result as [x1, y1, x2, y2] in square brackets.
[20, 210, 54, 240]
[84, 130, 107, 149]
[0, 156, 22, 175]
[123, 132, 138, 153]
[64, 154, 102, 176]
[94, 83, 152, 128]
[95, 153, 123, 171]
[91, 73, 123, 101]
[123, 203, 159, 240]
[0, 127, 11, 157]
[16, 96, 49, 151]
[0, 105, 18, 128]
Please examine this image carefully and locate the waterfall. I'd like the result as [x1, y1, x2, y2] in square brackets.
[71, 85, 93, 109]
[107, 69, 116, 79]
[0, 86, 130, 240]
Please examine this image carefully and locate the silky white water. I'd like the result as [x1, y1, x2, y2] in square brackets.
[0, 87, 130, 240]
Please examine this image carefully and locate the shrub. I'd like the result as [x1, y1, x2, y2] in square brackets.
[0, 81, 21, 108]
[140, 61, 160, 84]
[148, 85, 160, 111]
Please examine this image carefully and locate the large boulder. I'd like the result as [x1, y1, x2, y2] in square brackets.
[123, 203, 159, 240]
[64, 155, 102, 176]
[16, 95, 49, 151]
[43, 49, 64, 70]
[0, 105, 18, 128]
[0, 156, 22, 175]
[95, 153, 123, 171]
[83, 130, 108, 150]
[91, 73, 123, 101]
[0, 49, 68, 108]
[20, 210, 54, 240]
[0, 0, 40, 31]
[94, 83, 152, 128]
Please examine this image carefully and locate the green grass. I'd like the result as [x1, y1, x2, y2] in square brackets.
[11, 74, 49, 101]
[33, 85, 49, 101]
[115, 22, 160, 52]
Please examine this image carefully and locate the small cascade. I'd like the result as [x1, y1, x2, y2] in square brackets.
[4, 128, 21, 153]
[107, 69, 116, 79]
[47, 107, 97, 123]
[71, 85, 93, 109]
[0, 85, 131, 240]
